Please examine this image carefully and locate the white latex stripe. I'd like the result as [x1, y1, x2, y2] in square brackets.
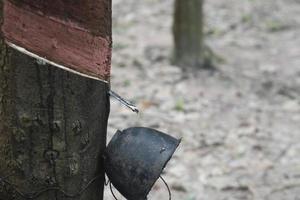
[7, 42, 108, 83]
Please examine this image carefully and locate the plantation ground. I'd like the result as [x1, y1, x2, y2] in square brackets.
[105, 0, 300, 199]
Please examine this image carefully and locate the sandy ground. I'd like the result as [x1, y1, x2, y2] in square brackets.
[104, 0, 300, 199]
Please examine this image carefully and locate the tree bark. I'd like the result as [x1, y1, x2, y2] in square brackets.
[0, 1, 110, 200]
[173, 0, 207, 68]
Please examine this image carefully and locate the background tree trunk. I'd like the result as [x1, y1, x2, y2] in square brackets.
[173, 0, 207, 68]
[0, 1, 110, 200]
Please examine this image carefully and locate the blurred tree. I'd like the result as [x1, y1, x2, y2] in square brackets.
[173, 0, 210, 68]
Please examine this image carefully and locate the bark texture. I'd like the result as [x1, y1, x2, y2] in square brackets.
[2, 0, 112, 81]
[173, 0, 207, 68]
[0, 1, 110, 199]
[7, 0, 111, 37]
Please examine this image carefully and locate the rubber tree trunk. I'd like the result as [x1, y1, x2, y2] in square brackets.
[173, 0, 205, 68]
[0, 1, 110, 200]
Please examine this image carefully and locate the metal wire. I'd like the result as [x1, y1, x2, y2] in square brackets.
[105, 176, 172, 200]
[0, 175, 101, 199]
[109, 181, 118, 200]
[2, 174, 172, 200]
[0, 173, 14, 183]
[159, 176, 172, 200]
